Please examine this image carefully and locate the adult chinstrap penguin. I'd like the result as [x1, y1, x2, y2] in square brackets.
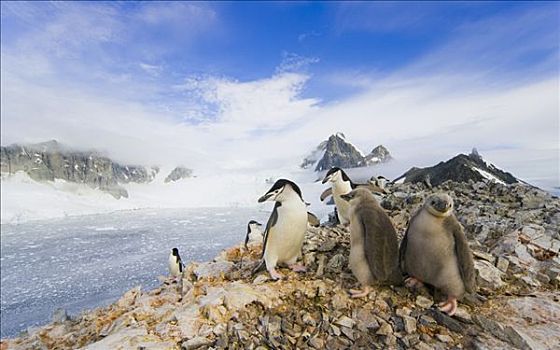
[168, 247, 184, 279]
[341, 188, 402, 298]
[399, 193, 476, 316]
[321, 167, 356, 225]
[255, 179, 308, 280]
[321, 167, 386, 225]
[244, 220, 263, 247]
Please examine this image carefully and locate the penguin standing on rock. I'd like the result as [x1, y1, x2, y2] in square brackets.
[168, 248, 184, 279]
[244, 220, 263, 247]
[322, 167, 386, 225]
[321, 168, 356, 225]
[399, 193, 476, 316]
[341, 188, 402, 298]
[255, 179, 308, 280]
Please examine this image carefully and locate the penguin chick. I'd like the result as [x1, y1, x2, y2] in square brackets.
[244, 220, 263, 247]
[399, 193, 476, 316]
[341, 188, 402, 298]
[168, 248, 184, 279]
[256, 179, 308, 280]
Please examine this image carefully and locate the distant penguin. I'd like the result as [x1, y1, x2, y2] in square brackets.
[255, 179, 308, 280]
[322, 168, 355, 225]
[399, 193, 476, 316]
[341, 188, 402, 298]
[368, 176, 390, 193]
[244, 220, 263, 247]
[168, 248, 184, 278]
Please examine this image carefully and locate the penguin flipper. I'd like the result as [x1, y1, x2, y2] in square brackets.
[307, 212, 320, 227]
[444, 215, 476, 294]
[244, 228, 250, 248]
[320, 188, 332, 201]
[261, 202, 281, 259]
[399, 210, 420, 275]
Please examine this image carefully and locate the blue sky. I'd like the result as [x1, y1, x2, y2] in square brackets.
[1, 1, 558, 188]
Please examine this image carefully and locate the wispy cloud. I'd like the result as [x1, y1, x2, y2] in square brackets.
[276, 51, 320, 74]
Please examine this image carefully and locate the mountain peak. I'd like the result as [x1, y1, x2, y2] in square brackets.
[395, 150, 520, 187]
[333, 132, 346, 140]
[364, 145, 392, 166]
[301, 134, 393, 171]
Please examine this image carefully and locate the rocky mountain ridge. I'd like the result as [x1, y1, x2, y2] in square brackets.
[4, 180, 559, 349]
[0, 141, 192, 199]
[302, 133, 392, 172]
[394, 148, 521, 188]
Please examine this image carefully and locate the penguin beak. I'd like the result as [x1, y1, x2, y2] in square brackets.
[256, 222, 263, 226]
[434, 200, 447, 212]
[321, 174, 332, 184]
[340, 193, 351, 202]
[258, 191, 276, 203]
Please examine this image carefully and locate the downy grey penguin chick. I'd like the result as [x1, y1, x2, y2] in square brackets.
[399, 193, 476, 316]
[256, 179, 308, 280]
[341, 188, 402, 298]
[168, 248, 184, 278]
[244, 220, 263, 247]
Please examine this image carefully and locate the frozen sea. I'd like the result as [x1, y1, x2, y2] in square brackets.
[0, 207, 267, 338]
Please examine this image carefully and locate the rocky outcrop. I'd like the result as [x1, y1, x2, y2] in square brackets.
[0, 140, 160, 199]
[364, 145, 392, 166]
[165, 167, 193, 183]
[302, 133, 392, 172]
[4, 180, 559, 349]
[394, 148, 520, 187]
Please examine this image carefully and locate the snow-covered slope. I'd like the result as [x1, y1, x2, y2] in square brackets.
[0, 167, 334, 225]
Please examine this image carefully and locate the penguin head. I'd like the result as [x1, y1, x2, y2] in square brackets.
[367, 178, 388, 194]
[247, 220, 263, 232]
[322, 167, 351, 184]
[258, 179, 303, 203]
[340, 187, 374, 203]
[171, 247, 179, 256]
[425, 193, 454, 217]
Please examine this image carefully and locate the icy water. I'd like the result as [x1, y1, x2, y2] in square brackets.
[0, 207, 267, 338]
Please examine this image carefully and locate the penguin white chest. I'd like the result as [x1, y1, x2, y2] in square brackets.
[168, 255, 181, 277]
[332, 181, 353, 224]
[266, 203, 307, 264]
[248, 229, 263, 244]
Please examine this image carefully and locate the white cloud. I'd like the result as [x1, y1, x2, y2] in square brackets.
[176, 73, 320, 135]
[139, 63, 163, 76]
[276, 52, 320, 73]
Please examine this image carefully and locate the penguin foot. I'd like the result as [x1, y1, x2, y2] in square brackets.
[269, 269, 283, 280]
[405, 277, 424, 289]
[289, 264, 307, 273]
[349, 286, 371, 298]
[438, 297, 458, 316]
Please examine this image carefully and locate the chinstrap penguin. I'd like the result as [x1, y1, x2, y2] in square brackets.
[399, 193, 476, 316]
[321, 168, 388, 224]
[168, 248, 184, 278]
[244, 220, 263, 247]
[341, 188, 402, 298]
[255, 179, 308, 280]
[321, 167, 356, 225]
